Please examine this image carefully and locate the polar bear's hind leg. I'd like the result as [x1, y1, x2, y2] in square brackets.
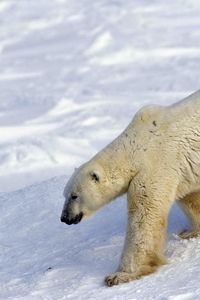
[178, 191, 200, 239]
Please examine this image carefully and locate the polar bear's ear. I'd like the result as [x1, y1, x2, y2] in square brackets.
[90, 170, 100, 182]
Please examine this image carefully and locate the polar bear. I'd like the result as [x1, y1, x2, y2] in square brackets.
[61, 90, 200, 286]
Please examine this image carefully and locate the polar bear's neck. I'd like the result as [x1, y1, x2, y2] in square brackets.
[91, 129, 138, 191]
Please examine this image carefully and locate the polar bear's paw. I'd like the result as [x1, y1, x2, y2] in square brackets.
[105, 272, 136, 287]
[178, 230, 200, 240]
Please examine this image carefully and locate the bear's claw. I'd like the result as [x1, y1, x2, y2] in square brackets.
[105, 272, 136, 287]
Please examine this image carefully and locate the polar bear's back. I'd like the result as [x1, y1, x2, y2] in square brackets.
[170, 89, 200, 117]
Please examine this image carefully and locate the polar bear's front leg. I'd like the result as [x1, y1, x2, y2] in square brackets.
[105, 175, 176, 287]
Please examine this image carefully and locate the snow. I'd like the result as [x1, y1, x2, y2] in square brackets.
[1, 0, 200, 299]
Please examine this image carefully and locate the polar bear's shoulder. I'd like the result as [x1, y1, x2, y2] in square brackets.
[133, 104, 166, 125]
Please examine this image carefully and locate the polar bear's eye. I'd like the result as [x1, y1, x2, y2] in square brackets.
[90, 171, 100, 182]
[71, 193, 78, 200]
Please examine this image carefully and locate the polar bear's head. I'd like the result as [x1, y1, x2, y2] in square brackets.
[60, 159, 127, 225]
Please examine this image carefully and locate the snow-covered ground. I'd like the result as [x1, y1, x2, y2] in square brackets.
[1, 0, 200, 299]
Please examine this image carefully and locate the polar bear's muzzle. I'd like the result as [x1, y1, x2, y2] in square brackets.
[60, 211, 83, 225]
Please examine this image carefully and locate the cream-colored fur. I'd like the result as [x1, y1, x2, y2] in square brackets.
[61, 90, 200, 286]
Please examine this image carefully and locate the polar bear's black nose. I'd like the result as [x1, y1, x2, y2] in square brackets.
[60, 212, 83, 225]
[60, 214, 68, 223]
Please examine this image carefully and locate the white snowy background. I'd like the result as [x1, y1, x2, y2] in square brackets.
[1, 0, 200, 299]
